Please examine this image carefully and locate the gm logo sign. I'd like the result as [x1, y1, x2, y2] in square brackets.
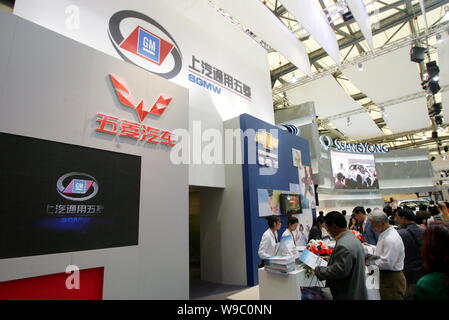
[137, 28, 160, 63]
[108, 10, 182, 79]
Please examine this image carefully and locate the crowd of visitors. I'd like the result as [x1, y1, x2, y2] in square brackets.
[309, 201, 449, 300]
[258, 199, 449, 300]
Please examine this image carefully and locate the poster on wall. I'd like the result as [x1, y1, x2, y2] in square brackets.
[292, 149, 316, 213]
[330, 150, 379, 190]
[0, 133, 141, 259]
[257, 189, 285, 217]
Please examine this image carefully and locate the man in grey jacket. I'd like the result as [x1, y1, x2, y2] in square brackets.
[315, 211, 368, 300]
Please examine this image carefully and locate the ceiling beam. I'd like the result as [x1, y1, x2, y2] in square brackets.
[270, 0, 449, 85]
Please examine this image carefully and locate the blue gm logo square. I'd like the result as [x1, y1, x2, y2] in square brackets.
[73, 180, 87, 194]
[137, 28, 160, 63]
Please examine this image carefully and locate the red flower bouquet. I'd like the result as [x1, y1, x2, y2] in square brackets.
[306, 240, 333, 256]
[351, 230, 365, 243]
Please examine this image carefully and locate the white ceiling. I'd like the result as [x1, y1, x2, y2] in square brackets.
[279, 0, 340, 65]
[383, 97, 431, 133]
[332, 112, 384, 139]
[342, 46, 422, 103]
[212, 0, 311, 74]
[286, 75, 360, 117]
[285, 75, 383, 138]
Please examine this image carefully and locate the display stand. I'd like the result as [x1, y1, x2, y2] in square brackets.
[258, 266, 327, 300]
[258, 268, 303, 300]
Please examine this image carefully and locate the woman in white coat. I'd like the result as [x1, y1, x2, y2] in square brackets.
[258, 215, 282, 264]
[280, 216, 300, 257]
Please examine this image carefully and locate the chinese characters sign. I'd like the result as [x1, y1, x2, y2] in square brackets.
[95, 74, 177, 146]
[188, 55, 252, 101]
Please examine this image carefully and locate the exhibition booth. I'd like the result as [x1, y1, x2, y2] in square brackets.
[0, 1, 440, 301]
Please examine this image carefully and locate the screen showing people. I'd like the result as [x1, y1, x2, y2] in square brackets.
[331, 151, 379, 190]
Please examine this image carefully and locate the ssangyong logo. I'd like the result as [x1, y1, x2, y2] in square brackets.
[108, 10, 182, 79]
[56, 173, 99, 201]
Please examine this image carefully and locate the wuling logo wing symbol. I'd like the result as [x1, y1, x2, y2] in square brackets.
[109, 74, 172, 121]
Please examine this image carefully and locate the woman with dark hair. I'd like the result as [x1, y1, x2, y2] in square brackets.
[415, 222, 449, 300]
[308, 216, 325, 242]
[348, 216, 359, 231]
[258, 215, 281, 265]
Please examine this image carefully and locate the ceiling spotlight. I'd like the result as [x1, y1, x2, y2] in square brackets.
[433, 75, 440, 81]
[410, 46, 427, 63]
[444, 145, 449, 153]
[358, 63, 363, 71]
[436, 33, 443, 44]
[433, 103, 442, 115]
[435, 115, 443, 125]
[347, 116, 352, 126]
[431, 156, 436, 161]
[426, 61, 440, 80]
[429, 80, 441, 94]
[432, 130, 439, 139]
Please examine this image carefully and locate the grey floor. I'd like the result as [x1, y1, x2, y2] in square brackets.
[189, 262, 248, 300]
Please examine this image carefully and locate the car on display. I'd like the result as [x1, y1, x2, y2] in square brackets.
[346, 163, 377, 189]
[398, 199, 430, 210]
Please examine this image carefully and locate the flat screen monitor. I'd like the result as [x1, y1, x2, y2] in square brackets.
[280, 193, 302, 215]
[0, 132, 141, 259]
[330, 150, 379, 190]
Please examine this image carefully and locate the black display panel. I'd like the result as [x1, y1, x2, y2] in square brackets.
[0, 132, 141, 259]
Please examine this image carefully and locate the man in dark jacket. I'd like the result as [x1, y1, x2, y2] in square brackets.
[396, 208, 425, 300]
[315, 211, 368, 300]
[353, 206, 379, 245]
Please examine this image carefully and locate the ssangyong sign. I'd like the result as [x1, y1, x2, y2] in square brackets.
[319, 135, 389, 154]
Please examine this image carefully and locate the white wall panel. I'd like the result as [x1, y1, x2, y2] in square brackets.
[0, 10, 189, 299]
[213, 0, 311, 74]
[343, 47, 422, 103]
[14, 0, 276, 188]
[280, 0, 340, 64]
[332, 112, 384, 139]
[286, 75, 383, 139]
[287, 76, 360, 117]
[383, 98, 431, 133]
[346, 0, 374, 50]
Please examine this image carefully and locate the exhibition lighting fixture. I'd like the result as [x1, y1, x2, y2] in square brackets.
[436, 33, 443, 43]
[358, 63, 363, 71]
[426, 61, 440, 81]
[347, 116, 351, 126]
[434, 103, 442, 115]
[429, 80, 441, 94]
[435, 115, 443, 125]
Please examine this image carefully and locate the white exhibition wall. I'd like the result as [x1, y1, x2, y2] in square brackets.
[14, 0, 275, 188]
[0, 10, 189, 299]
